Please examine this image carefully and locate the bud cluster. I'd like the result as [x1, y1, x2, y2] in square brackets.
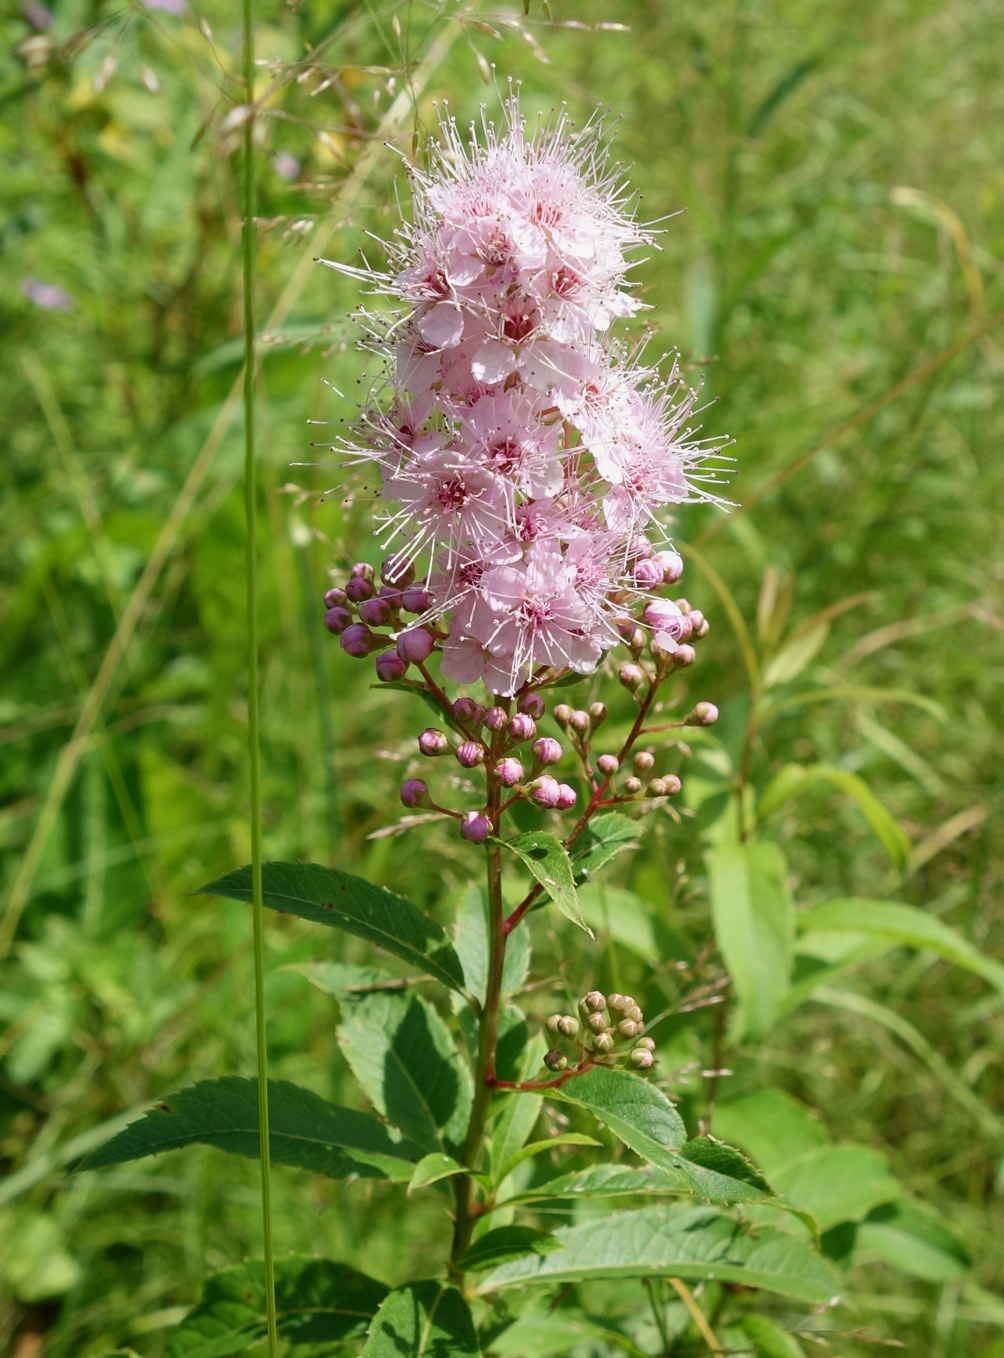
[543, 989, 655, 1073]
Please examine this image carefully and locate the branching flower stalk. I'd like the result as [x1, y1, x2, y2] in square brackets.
[319, 88, 730, 1286]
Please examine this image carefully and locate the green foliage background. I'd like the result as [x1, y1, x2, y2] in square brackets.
[1, 0, 1002, 1353]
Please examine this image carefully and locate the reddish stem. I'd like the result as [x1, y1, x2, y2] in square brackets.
[488, 1057, 597, 1091]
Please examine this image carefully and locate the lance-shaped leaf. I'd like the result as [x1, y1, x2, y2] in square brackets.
[477, 1205, 841, 1303]
[361, 1281, 481, 1357]
[498, 832, 592, 936]
[674, 1137, 773, 1203]
[551, 1066, 686, 1162]
[338, 991, 473, 1155]
[571, 813, 640, 882]
[457, 1225, 563, 1273]
[165, 1256, 388, 1358]
[515, 1163, 683, 1203]
[202, 862, 468, 995]
[80, 1077, 420, 1181]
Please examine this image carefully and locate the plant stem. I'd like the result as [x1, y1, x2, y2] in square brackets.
[451, 772, 506, 1272]
[241, 4, 278, 1353]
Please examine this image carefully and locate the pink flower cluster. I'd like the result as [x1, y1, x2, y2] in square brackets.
[321, 92, 728, 697]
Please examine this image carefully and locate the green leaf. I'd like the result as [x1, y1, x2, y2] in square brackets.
[496, 1133, 601, 1182]
[486, 1304, 648, 1358]
[457, 1225, 564, 1272]
[762, 620, 828, 688]
[855, 1199, 970, 1282]
[338, 991, 473, 1155]
[551, 1066, 686, 1164]
[289, 961, 402, 996]
[714, 1091, 827, 1176]
[571, 813, 640, 881]
[361, 1281, 481, 1357]
[675, 1137, 773, 1202]
[798, 898, 1004, 993]
[80, 1077, 419, 1181]
[407, 1152, 469, 1193]
[513, 1163, 682, 1203]
[452, 886, 530, 1006]
[746, 54, 820, 137]
[374, 681, 469, 736]
[741, 1313, 807, 1358]
[757, 765, 909, 870]
[477, 1205, 841, 1303]
[708, 841, 794, 1040]
[510, 1148, 770, 1210]
[771, 1146, 901, 1231]
[499, 832, 592, 936]
[164, 1256, 388, 1357]
[202, 862, 468, 995]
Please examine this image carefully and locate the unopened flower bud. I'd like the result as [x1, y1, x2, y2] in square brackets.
[619, 664, 644, 692]
[452, 697, 480, 724]
[552, 704, 573, 728]
[633, 751, 655, 774]
[673, 644, 696, 669]
[586, 1011, 608, 1035]
[323, 587, 347, 608]
[618, 1019, 640, 1039]
[631, 1048, 655, 1070]
[508, 713, 536, 742]
[636, 1036, 656, 1052]
[629, 628, 647, 654]
[340, 623, 374, 657]
[345, 575, 374, 603]
[460, 810, 491, 843]
[633, 558, 663, 590]
[399, 778, 429, 808]
[555, 784, 577, 810]
[687, 609, 705, 632]
[694, 618, 710, 639]
[418, 727, 449, 757]
[656, 549, 684, 584]
[546, 1014, 562, 1034]
[456, 741, 485, 769]
[529, 775, 560, 808]
[377, 584, 404, 609]
[663, 774, 682, 795]
[581, 991, 606, 1014]
[324, 606, 352, 635]
[644, 599, 692, 652]
[588, 702, 607, 728]
[544, 1049, 568, 1072]
[375, 651, 408, 682]
[624, 777, 642, 795]
[381, 555, 415, 587]
[532, 737, 562, 766]
[359, 596, 392, 627]
[396, 626, 435, 663]
[401, 582, 430, 614]
[674, 598, 692, 615]
[607, 993, 627, 1012]
[484, 706, 507, 731]
[569, 709, 590, 734]
[518, 692, 545, 719]
[647, 778, 668, 798]
[556, 1015, 580, 1039]
[593, 1032, 615, 1054]
[350, 562, 375, 583]
[692, 702, 719, 726]
[597, 754, 619, 777]
[626, 1005, 644, 1025]
[495, 757, 523, 787]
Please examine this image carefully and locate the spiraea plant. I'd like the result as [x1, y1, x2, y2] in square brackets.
[81, 91, 845, 1354]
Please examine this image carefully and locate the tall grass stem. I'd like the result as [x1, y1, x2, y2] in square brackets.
[241, 1, 278, 1351]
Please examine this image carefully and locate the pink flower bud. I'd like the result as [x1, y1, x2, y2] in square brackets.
[508, 713, 536, 742]
[624, 776, 642, 795]
[569, 709, 590, 734]
[350, 562, 375, 583]
[656, 549, 684, 584]
[633, 558, 663, 590]
[674, 597, 692, 615]
[495, 757, 523, 787]
[339, 623, 374, 657]
[460, 811, 491, 843]
[375, 651, 408, 682]
[484, 706, 508, 731]
[518, 692, 545, 719]
[663, 774, 682, 795]
[597, 753, 619, 776]
[692, 701, 719, 726]
[673, 644, 696, 668]
[631, 1048, 655, 1070]
[418, 728, 449, 757]
[643, 599, 692, 652]
[381, 555, 415, 587]
[359, 596, 392, 627]
[552, 704, 572, 727]
[345, 576, 374, 603]
[529, 775, 560, 808]
[532, 737, 562, 765]
[323, 587, 347, 608]
[633, 751, 655, 774]
[378, 584, 404, 609]
[694, 617, 710, 639]
[401, 582, 431, 614]
[619, 664, 644, 692]
[452, 697, 483, 725]
[647, 778, 668, 797]
[687, 609, 706, 632]
[456, 741, 485, 769]
[324, 606, 352, 635]
[589, 702, 607, 727]
[396, 626, 435, 663]
[556, 783, 577, 809]
[544, 1048, 568, 1072]
[400, 778, 429, 808]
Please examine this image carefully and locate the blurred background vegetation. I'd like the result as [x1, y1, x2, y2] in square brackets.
[1, 0, 1002, 1354]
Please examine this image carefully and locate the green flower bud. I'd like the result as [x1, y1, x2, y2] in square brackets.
[626, 1005, 644, 1025]
[636, 1036, 656, 1051]
[618, 1019, 640, 1039]
[630, 1048, 655, 1070]
[553, 704, 573, 728]
[647, 778, 668, 798]
[624, 776, 642, 795]
[593, 1032, 615, 1054]
[545, 1014, 562, 1034]
[607, 992, 627, 1012]
[557, 1015, 580, 1039]
[633, 751, 655, 774]
[544, 1048, 568, 1072]
[588, 702, 607, 728]
[586, 1011, 608, 1035]
[582, 990, 606, 1013]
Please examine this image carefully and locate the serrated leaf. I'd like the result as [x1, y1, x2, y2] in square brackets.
[164, 1256, 388, 1357]
[496, 1133, 601, 1182]
[708, 840, 794, 1040]
[477, 1205, 841, 1303]
[758, 765, 909, 870]
[500, 832, 592, 936]
[338, 991, 473, 1154]
[361, 1281, 481, 1357]
[571, 813, 640, 881]
[80, 1078, 420, 1181]
[457, 1225, 563, 1272]
[551, 1066, 686, 1163]
[202, 862, 468, 995]
[798, 898, 1004, 993]
[675, 1137, 773, 1202]
[514, 1163, 683, 1202]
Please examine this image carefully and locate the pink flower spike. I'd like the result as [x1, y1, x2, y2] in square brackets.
[460, 810, 491, 843]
